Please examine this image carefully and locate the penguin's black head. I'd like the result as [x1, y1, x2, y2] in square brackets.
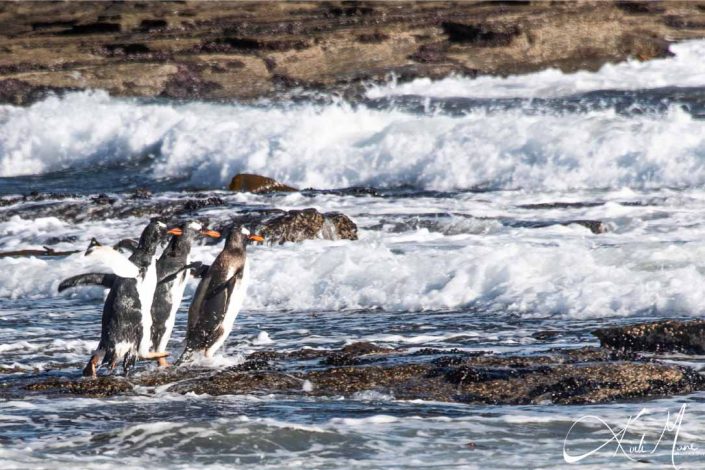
[225, 226, 264, 250]
[84, 237, 102, 256]
[138, 219, 169, 254]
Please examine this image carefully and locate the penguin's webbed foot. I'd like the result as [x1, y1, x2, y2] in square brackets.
[82, 354, 100, 378]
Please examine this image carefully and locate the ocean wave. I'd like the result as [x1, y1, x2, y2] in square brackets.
[2, 90, 705, 191]
[366, 40, 705, 99]
[5, 229, 705, 319]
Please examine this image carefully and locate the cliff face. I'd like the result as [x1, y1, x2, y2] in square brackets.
[1, 1, 705, 104]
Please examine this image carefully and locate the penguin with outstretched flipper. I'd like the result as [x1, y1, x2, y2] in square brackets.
[177, 226, 263, 364]
[60, 219, 169, 377]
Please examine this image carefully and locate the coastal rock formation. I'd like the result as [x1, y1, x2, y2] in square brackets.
[2, 1, 705, 104]
[16, 345, 705, 404]
[594, 319, 705, 354]
[228, 173, 297, 194]
[257, 208, 358, 244]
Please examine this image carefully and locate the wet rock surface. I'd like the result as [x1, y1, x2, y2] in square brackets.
[229, 173, 297, 194]
[0, 191, 624, 250]
[257, 208, 358, 244]
[595, 319, 705, 354]
[10, 343, 705, 405]
[2, 1, 705, 104]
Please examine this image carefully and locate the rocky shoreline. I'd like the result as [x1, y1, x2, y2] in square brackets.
[2, 1, 705, 104]
[8, 334, 705, 405]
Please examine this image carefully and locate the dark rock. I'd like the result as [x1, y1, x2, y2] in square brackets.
[60, 22, 121, 35]
[181, 196, 225, 212]
[357, 31, 389, 44]
[0, 78, 73, 106]
[442, 22, 521, 47]
[44, 235, 79, 245]
[91, 193, 116, 205]
[322, 354, 361, 366]
[168, 370, 302, 395]
[130, 188, 152, 199]
[517, 201, 605, 210]
[0, 247, 80, 258]
[102, 43, 152, 57]
[663, 16, 705, 29]
[594, 320, 705, 354]
[341, 342, 392, 356]
[532, 330, 560, 341]
[258, 208, 358, 244]
[12, 345, 705, 405]
[24, 376, 131, 397]
[616, 1, 665, 14]
[567, 219, 608, 234]
[160, 64, 223, 99]
[228, 173, 297, 193]
[138, 19, 168, 32]
[209, 36, 310, 52]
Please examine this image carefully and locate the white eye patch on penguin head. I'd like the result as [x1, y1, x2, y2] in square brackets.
[240, 226, 251, 236]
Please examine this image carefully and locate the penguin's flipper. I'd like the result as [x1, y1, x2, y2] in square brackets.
[113, 238, 138, 253]
[159, 262, 203, 284]
[190, 263, 210, 278]
[204, 269, 242, 300]
[58, 273, 116, 292]
[187, 275, 212, 331]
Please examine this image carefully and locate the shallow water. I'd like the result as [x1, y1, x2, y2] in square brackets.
[4, 40, 705, 469]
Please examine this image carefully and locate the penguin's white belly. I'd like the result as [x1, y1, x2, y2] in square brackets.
[206, 260, 249, 357]
[158, 269, 188, 352]
[136, 260, 158, 356]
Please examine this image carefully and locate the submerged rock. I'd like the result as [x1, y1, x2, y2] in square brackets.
[228, 173, 297, 194]
[258, 208, 358, 244]
[594, 320, 705, 354]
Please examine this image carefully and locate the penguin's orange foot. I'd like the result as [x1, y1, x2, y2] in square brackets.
[157, 357, 170, 368]
[82, 360, 97, 378]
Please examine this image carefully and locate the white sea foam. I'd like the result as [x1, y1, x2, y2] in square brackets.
[2, 82, 705, 191]
[6, 223, 705, 318]
[366, 40, 705, 99]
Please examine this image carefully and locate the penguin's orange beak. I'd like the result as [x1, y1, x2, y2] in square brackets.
[167, 228, 183, 236]
[201, 229, 221, 238]
[249, 234, 265, 243]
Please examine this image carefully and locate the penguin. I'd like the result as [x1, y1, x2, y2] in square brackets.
[149, 221, 220, 367]
[177, 226, 263, 363]
[60, 219, 170, 377]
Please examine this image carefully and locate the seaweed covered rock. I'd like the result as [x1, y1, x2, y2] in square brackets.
[594, 320, 705, 354]
[15, 346, 705, 405]
[259, 208, 358, 244]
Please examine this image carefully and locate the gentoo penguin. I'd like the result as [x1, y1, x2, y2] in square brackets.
[150, 221, 220, 367]
[60, 219, 169, 377]
[177, 226, 263, 363]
